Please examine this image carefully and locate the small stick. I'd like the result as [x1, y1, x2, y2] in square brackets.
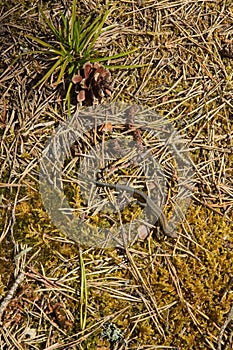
[0, 272, 25, 324]
[217, 304, 233, 350]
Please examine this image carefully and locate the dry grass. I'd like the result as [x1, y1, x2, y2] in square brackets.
[0, 0, 233, 349]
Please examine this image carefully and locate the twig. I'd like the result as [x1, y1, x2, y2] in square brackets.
[0, 272, 25, 324]
[217, 304, 233, 350]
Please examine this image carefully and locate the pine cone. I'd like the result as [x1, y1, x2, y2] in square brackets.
[72, 62, 112, 106]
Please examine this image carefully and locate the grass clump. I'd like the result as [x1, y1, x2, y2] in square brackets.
[23, 0, 140, 112]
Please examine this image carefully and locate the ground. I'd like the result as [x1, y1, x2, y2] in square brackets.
[0, 0, 233, 349]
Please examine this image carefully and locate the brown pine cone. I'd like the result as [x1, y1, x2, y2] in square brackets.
[72, 62, 112, 106]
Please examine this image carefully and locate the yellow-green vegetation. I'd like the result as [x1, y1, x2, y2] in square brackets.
[0, 0, 233, 349]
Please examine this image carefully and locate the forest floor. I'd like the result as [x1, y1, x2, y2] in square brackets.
[0, 1, 233, 349]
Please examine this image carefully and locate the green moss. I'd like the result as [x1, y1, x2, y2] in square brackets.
[1, 174, 232, 348]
